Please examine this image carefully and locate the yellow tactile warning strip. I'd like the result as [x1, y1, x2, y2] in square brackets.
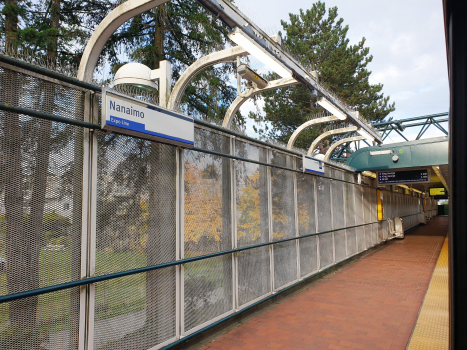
[408, 237, 449, 350]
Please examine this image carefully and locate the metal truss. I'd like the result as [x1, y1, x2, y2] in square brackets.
[329, 112, 449, 161]
[373, 112, 448, 142]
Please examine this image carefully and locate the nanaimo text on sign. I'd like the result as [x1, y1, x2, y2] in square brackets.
[102, 88, 194, 148]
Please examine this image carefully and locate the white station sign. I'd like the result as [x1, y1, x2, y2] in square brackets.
[303, 155, 325, 175]
[101, 88, 194, 148]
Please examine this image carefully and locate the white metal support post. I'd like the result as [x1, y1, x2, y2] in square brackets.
[78, 92, 92, 350]
[179, 149, 186, 337]
[314, 177, 320, 271]
[343, 180, 348, 259]
[293, 157, 300, 280]
[329, 179, 336, 265]
[267, 149, 274, 293]
[231, 136, 238, 311]
[175, 147, 181, 340]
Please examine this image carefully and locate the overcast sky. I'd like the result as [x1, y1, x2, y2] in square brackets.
[234, 0, 449, 143]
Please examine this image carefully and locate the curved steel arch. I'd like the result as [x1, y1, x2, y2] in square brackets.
[324, 136, 365, 161]
[286, 116, 341, 150]
[222, 76, 298, 128]
[78, 0, 170, 82]
[307, 126, 357, 156]
[167, 46, 248, 110]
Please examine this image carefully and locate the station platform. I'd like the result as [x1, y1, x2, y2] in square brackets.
[198, 216, 448, 350]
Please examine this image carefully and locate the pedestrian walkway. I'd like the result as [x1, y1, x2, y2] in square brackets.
[199, 216, 448, 350]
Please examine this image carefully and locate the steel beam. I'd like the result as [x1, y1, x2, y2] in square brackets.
[222, 76, 298, 128]
[197, 0, 382, 142]
[324, 136, 365, 161]
[372, 112, 448, 127]
[286, 116, 341, 149]
[307, 126, 357, 156]
[167, 46, 248, 110]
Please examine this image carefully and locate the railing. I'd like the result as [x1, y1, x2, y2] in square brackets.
[0, 56, 437, 350]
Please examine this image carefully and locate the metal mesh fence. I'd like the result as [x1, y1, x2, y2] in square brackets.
[296, 174, 316, 237]
[96, 135, 177, 274]
[94, 268, 176, 350]
[319, 232, 334, 269]
[316, 178, 332, 233]
[332, 180, 345, 230]
[237, 246, 270, 307]
[183, 254, 233, 333]
[345, 184, 357, 256]
[299, 236, 318, 277]
[185, 148, 231, 257]
[271, 151, 295, 241]
[0, 287, 81, 350]
[274, 241, 298, 290]
[0, 59, 431, 350]
[334, 230, 346, 262]
[0, 66, 85, 122]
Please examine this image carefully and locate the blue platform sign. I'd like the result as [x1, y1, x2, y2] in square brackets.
[303, 155, 325, 175]
[101, 88, 194, 148]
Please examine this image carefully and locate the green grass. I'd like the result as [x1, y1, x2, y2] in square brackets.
[0, 249, 226, 339]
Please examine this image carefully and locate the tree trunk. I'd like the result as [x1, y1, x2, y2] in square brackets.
[4, 0, 18, 48]
[3, 1, 38, 345]
[145, 6, 177, 342]
[147, 143, 176, 341]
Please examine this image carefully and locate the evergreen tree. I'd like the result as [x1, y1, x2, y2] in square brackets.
[107, 0, 240, 122]
[252, 1, 395, 151]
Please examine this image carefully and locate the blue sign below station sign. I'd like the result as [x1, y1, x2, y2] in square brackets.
[101, 88, 194, 148]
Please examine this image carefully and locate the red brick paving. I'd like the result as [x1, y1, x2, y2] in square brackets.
[200, 216, 447, 350]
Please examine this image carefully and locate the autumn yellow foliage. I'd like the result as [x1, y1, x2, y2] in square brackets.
[184, 162, 223, 243]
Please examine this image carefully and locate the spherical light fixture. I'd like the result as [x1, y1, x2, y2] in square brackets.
[114, 62, 157, 91]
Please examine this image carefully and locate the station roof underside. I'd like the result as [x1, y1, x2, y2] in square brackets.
[346, 136, 449, 193]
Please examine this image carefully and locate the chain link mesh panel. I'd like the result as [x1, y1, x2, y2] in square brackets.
[345, 184, 357, 256]
[355, 186, 365, 252]
[334, 230, 346, 262]
[364, 225, 372, 249]
[271, 151, 295, 241]
[319, 233, 334, 269]
[363, 187, 372, 224]
[237, 246, 270, 307]
[332, 180, 345, 230]
[185, 142, 231, 257]
[184, 254, 233, 333]
[0, 287, 80, 350]
[0, 66, 85, 122]
[316, 178, 332, 233]
[296, 174, 316, 237]
[236, 163, 269, 248]
[299, 236, 318, 277]
[94, 269, 176, 349]
[96, 134, 177, 273]
[377, 222, 384, 242]
[235, 141, 269, 249]
[274, 241, 298, 290]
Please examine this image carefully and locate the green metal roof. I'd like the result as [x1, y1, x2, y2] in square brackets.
[345, 136, 448, 171]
